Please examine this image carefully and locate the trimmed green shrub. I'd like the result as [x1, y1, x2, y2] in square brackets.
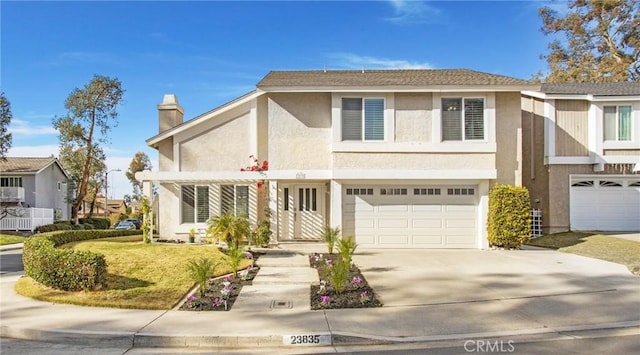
[487, 184, 532, 248]
[79, 217, 110, 230]
[23, 230, 140, 291]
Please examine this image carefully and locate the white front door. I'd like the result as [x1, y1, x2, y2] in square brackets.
[279, 184, 326, 240]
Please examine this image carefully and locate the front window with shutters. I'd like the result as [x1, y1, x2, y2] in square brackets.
[604, 105, 632, 141]
[181, 185, 210, 224]
[342, 97, 385, 141]
[442, 97, 485, 141]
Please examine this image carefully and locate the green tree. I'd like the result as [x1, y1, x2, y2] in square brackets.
[0, 92, 13, 161]
[53, 75, 124, 223]
[125, 151, 152, 199]
[539, 0, 640, 82]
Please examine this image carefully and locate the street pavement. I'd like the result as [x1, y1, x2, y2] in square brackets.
[0, 242, 639, 352]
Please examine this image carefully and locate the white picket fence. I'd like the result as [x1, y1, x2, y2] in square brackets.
[0, 208, 54, 232]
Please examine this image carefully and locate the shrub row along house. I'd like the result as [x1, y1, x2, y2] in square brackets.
[136, 69, 640, 249]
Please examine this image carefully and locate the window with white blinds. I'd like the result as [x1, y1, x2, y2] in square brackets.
[221, 185, 249, 217]
[181, 185, 210, 223]
[342, 98, 384, 141]
[604, 105, 632, 141]
[442, 97, 485, 141]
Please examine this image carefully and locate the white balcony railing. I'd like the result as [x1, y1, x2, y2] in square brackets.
[0, 187, 25, 202]
[0, 207, 54, 232]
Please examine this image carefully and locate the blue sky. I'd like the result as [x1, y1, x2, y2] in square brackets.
[2, 0, 559, 198]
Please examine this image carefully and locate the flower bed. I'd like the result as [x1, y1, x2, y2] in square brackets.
[309, 253, 382, 310]
[179, 251, 263, 311]
[179, 265, 260, 311]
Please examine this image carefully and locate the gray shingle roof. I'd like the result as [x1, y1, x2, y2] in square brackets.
[0, 157, 58, 174]
[541, 82, 640, 96]
[257, 69, 533, 88]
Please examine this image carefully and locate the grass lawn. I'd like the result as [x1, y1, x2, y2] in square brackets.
[0, 234, 27, 245]
[15, 235, 253, 309]
[527, 232, 640, 275]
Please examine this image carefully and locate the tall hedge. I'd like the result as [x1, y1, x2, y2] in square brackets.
[23, 230, 139, 291]
[487, 184, 532, 248]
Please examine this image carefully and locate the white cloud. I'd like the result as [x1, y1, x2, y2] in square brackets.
[328, 53, 433, 70]
[386, 0, 443, 24]
[7, 145, 59, 157]
[10, 119, 58, 136]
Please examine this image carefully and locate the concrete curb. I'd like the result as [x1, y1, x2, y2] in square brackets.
[0, 243, 23, 252]
[2, 321, 638, 349]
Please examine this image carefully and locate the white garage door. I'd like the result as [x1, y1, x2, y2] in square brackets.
[570, 176, 640, 231]
[342, 186, 478, 248]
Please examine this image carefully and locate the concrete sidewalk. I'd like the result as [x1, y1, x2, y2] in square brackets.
[1, 244, 639, 351]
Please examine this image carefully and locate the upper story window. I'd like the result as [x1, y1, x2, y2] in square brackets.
[442, 98, 484, 141]
[181, 185, 210, 224]
[342, 98, 384, 141]
[604, 105, 632, 141]
[0, 177, 22, 187]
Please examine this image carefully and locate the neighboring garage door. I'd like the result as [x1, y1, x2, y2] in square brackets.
[342, 185, 478, 248]
[570, 176, 640, 231]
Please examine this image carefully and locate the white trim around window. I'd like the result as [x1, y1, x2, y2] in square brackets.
[597, 101, 640, 150]
[332, 93, 394, 145]
[432, 92, 493, 144]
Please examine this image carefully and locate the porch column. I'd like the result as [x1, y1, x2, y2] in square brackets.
[268, 180, 278, 244]
[330, 180, 342, 230]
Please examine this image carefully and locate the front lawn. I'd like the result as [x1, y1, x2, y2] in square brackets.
[0, 234, 27, 245]
[527, 232, 640, 275]
[15, 235, 253, 309]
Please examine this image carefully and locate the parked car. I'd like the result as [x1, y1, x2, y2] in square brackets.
[114, 220, 136, 230]
[123, 218, 141, 229]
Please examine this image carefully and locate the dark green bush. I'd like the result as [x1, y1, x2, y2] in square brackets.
[79, 217, 110, 229]
[23, 230, 140, 291]
[487, 184, 532, 248]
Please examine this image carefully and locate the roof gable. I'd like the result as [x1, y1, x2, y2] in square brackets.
[0, 157, 68, 177]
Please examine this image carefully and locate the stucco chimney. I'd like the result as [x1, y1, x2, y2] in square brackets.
[158, 94, 184, 133]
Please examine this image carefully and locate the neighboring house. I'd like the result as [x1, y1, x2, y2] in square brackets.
[138, 69, 538, 249]
[0, 157, 71, 222]
[78, 196, 128, 219]
[521, 83, 640, 233]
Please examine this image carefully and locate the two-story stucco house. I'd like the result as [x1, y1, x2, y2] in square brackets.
[0, 157, 71, 228]
[521, 83, 640, 233]
[138, 69, 539, 249]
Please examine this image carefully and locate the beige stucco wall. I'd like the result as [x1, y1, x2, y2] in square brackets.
[158, 138, 174, 171]
[178, 111, 251, 171]
[521, 96, 550, 228]
[157, 183, 179, 238]
[495, 92, 522, 185]
[333, 152, 494, 170]
[395, 93, 432, 143]
[267, 93, 332, 170]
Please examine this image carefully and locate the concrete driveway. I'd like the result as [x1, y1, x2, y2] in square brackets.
[351, 248, 640, 334]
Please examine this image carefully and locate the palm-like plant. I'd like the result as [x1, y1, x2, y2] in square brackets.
[207, 212, 251, 249]
[186, 257, 219, 297]
[322, 226, 340, 254]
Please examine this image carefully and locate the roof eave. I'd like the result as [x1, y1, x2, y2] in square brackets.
[257, 84, 540, 93]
